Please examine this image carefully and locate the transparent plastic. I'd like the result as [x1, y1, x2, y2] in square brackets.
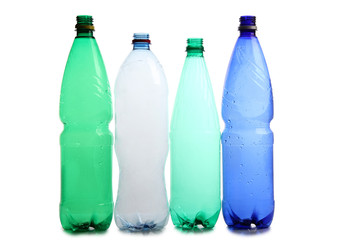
[114, 33, 169, 231]
[170, 38, 221, 229]
[221, 16, 274, 229]
[59, 16, 113, 232]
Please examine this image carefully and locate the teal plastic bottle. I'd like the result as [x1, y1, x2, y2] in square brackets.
[170, 38, 221, 229]
[59, 16, 113, 231]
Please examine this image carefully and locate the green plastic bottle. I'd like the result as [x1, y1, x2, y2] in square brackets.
[59, 15, 113, 231]
[170, 38, 221, 229]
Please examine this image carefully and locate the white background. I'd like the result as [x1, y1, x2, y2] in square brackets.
[0, 0, 342, 239]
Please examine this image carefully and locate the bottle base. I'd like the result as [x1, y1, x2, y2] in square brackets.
[115, 214, 169, 232]
[226, 218, 272, 230]
[222, 200, 274, 230]
[170, 208, 220, 229]
[60, 202, 113, 232]
[61, 218, 112, 232]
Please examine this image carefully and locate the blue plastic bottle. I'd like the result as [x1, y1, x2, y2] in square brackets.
[221, 16, 274, 229]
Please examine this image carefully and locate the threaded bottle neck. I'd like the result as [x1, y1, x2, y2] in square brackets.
[75, 15, 94, 38]
[132, 33, 150, 50]
[186, 38, 204, 56]
[239, 15, 257, 37]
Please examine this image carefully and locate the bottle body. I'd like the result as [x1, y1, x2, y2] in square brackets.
[170, 39, 221, 229]
[60, 30, 113, 231]
[222, 32, 274, 229]
[114, 40, 169, 231]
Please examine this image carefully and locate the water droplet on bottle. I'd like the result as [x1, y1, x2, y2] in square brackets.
[233, 100, 236, 104]
[240, 164, 243, 167]
[224, 139, 227, 143]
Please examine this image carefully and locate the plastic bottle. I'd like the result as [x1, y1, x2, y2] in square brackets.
[221, 16, 274, 229]
[59, 16, 113, 231]
[114, 33, 169, 231]
[170, 38, 221, 229]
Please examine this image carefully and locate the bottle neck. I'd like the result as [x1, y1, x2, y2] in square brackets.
[76, 29, 94, 38]
[186, 38, 204, 57]
[239, 31, 256, 37]
[238, 16, 257, 37]
[133, 42, 150, 50]
[187, 50, 203, 57]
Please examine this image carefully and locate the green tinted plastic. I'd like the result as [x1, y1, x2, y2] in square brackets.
[59, 18, 113, 231]
[170, 38, 221, 229]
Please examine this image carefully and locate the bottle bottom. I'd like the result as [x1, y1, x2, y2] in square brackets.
[222, 200, 274, 229]
[60, 202, 113, 232]
[170, 208, 220, 229]
[114, 213, 169, 232]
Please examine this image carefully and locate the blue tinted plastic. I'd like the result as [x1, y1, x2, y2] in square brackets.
[239, 15, 256, 27]
[221, 16, 274, 229]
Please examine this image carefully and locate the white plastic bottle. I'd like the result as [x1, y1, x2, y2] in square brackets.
[114, 33, 169, 231]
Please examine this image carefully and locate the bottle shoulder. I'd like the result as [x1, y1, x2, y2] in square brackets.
[60, 37, 112, 123]
[222, 36, 272, 119]
[171, 56, 219, 131]
[121, 50, 163, 69]
[115, 50, 167, 89]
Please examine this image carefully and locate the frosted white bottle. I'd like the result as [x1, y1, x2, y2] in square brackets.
[114, 33, 169, 231]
